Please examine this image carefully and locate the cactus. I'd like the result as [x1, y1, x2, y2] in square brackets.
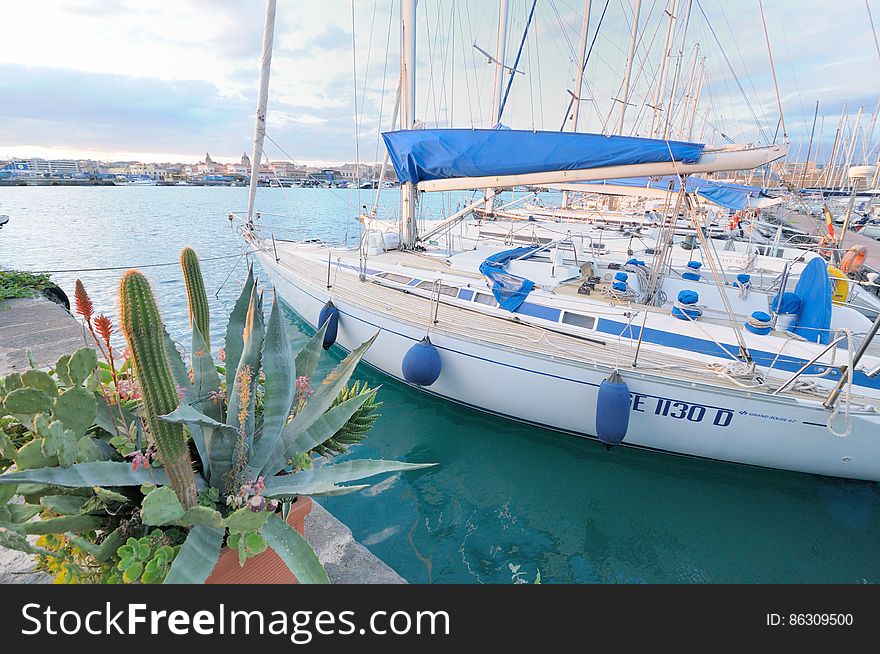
[180, 247, 210, 350]
[118, 271, 197, 509]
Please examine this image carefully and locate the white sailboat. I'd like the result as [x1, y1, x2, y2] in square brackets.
[235, 0, 880, 481]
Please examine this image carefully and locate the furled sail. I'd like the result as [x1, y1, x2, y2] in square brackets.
[382, 129, 705, 185]
[554, 175, 780, 210]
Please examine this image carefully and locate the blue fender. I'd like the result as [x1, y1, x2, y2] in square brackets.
[318, 301, 339, 350]
[402, 336, 442, 386]
[595, 370, 630, 449]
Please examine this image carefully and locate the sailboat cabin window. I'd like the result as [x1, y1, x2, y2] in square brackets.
[561, 311, 596, 330]
[474, 293, 498, 307]
[377, 272, 413, 284]
[415, 280, 459, 297]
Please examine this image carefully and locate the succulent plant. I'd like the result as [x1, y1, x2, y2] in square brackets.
[0, 249, 435, 585]
[180, 247, 211, 351]
[118, 270, 198, 510]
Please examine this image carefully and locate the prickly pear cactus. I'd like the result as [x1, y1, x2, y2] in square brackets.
[118, 271, 197, 509]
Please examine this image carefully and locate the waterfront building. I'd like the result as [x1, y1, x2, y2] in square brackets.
[7, 158, 80, 177]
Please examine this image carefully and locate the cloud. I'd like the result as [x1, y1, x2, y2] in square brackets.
[0, 0, 877, 163]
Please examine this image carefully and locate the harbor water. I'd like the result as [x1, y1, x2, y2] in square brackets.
[2, 186, 878, 583]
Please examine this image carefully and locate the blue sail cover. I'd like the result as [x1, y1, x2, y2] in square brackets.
[582, 176, 773, 210]
[791, 257, 833, 344]
[479, 246, 538, 311]
[382, 129, 705, 184]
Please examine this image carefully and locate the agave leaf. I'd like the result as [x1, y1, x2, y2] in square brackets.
[259, 294, 296, 450]
[164, 525, 224, 584]
[191, 323, 222, 421]
[224, 265, 255, 385]
[93, 396, 119, 435]
[254, 334, 377, 478]
[263, 513, 330, 584]
[295, 320, 330, 382]
[264, 460, 434, 498]
[278, 393, 373, 470]
[225, 288, 265, 453]
[263, 480, 369, 498]
[163, 327, 193, 404]
[0, 461, 172, 488]
[160, 404, 239, 491]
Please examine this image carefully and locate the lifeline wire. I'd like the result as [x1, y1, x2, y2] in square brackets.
[30, 251, 258, 274]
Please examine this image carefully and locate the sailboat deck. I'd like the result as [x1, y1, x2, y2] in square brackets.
[271, 242, 851, 403]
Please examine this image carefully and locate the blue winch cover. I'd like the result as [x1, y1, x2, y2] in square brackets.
[582, 175, 773, 210]
[791, 258, 833, 344]
[479, 246, 538, 312]
[382, 129, 705, 184]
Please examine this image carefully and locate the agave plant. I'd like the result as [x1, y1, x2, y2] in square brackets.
[0, 249, 432, 584]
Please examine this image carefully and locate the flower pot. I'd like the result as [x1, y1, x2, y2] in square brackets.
[205, 496, 313, 584]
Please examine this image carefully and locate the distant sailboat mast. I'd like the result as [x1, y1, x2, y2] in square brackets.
[399, 0, 418, 248]
[246, 0, 277, 228]
[484, 0, 510, 216]
[561, 0, 592, 210]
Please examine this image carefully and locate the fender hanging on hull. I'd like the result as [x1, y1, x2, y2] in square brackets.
[318, 301, 339, 350]
[596, 369, 630, 449]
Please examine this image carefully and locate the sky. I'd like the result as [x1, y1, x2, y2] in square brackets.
[0, 0, 878, 165]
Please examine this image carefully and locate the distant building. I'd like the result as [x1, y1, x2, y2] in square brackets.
[225, 162, 249, 176]
[7, 158, 80, 177]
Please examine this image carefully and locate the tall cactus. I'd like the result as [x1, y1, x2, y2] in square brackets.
[180, 247, 210, 349]
[118, 271, 198, 509]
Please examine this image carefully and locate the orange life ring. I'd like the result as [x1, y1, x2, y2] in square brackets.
[840, 245, 867, 274]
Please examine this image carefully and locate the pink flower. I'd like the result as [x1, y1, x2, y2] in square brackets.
[116, 378, 141, 401]
[217, 347, 226, 363]
[129, 449, 152, 471]
[295, 376, 313, 399]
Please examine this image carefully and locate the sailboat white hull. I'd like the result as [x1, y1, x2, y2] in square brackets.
[257, 247, 880, 481]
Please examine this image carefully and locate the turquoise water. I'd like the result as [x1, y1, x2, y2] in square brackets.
[2, 186, 879, 583]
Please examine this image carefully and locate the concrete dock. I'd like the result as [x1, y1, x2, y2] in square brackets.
[0, 296, 403, 584]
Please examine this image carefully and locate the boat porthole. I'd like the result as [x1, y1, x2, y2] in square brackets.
[842, 457, 852, 462]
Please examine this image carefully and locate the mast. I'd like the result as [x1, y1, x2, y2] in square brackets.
[246, 0, 277, 228]
[614, 0, 642, 135]
[565, 1, 592, 133]
[485, 0, 509, 215]
[677, 44, 700, 136]
[838, 106, 863, 190]
[490, 0, 510, 126]
[663, 0, 692, 139]
[800, 100, 819, 189]
[400, 0, 418, 247]
[686, 57, 705, 141]
[649, 0, 678, 138]
[562, 0, 592, 209]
